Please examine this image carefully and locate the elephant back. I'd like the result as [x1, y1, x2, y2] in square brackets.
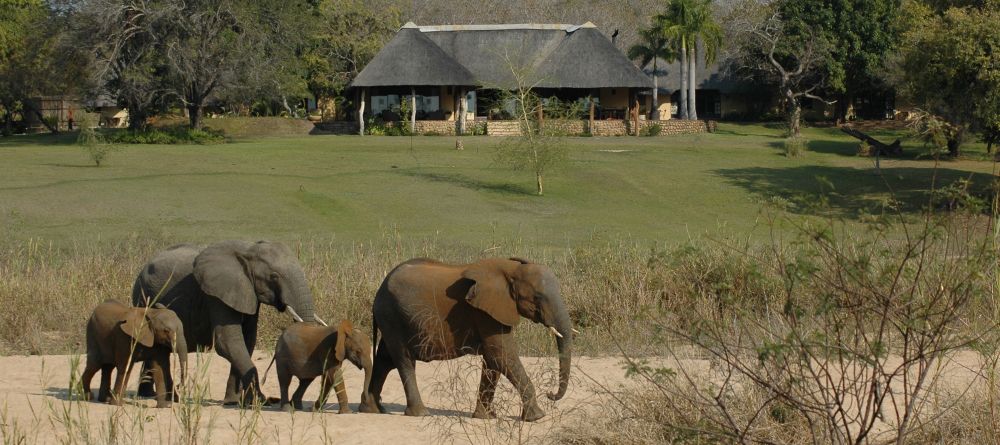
[132, 244, 212, 349]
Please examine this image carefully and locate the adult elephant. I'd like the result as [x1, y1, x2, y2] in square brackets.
[132, 240, 326, 405]
[368, 257, 573, 421]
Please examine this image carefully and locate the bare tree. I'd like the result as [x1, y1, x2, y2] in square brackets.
[726, 0, 832, 137]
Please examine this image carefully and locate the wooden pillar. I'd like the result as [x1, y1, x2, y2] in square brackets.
[633, 98, 640, 137]
[457, 88, 467, 135]
[358, 88, 366, 136]
[588, 95, 595, 136]
[537, 100, 544, 134]
[410, 87, 417, 134]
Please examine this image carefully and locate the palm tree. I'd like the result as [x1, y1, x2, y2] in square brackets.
[685, 0, 722, 120]
[627, 24, 676, 121]
[661, 0, 722, 120]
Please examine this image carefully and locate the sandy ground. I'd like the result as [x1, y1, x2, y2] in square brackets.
[0, 352, 647, 444]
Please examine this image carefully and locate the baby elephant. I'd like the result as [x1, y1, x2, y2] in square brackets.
[270, 320, 376, 413]
[82, 300, 188, 407]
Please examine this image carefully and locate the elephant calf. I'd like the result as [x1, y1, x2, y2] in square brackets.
[267, 320, 376, 413]
[82, 300, 188, 407]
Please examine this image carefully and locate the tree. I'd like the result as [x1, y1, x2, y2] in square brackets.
[303, 0, 400, 118]
[727, 0, 833, 137]
[74, 0, 176, 131]
[661, 0, 722, 120]
[896, 3, 1000, 156]
[0, 0, 80, 134]
[628, 21, 677, 121]
[493, 54, 568, 196]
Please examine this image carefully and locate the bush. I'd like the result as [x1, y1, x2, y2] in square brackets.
[101, 126, 226, 144]
[643, 123, 662, 137]
[783, 136, 807, 157]
[857, 140, 872, 156]
[76, 115, 118, 166]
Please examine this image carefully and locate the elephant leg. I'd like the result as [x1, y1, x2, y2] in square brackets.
[210, 300, 264, 408]
[368, 340, 394, 414]
[111, 361, 135, 406]
[98, 364, 114, 402]
[81, 359, 99, 401]
[291, 377, 313, 412]
[151, 355, 170, 408]
[333, 370, 351, 414]
[383, 339, 427, 417]
[136, 359, 156, 398]
[472, 359, 500, 419]
[491, 353, 544, 422]
[277, 366, 293, 412]
[223, 365, 240, 405]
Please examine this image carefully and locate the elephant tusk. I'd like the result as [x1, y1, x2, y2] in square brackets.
[571, 328, 581, 335]
[314, 314, 328, 327]
[285, 306, 305, 323]
[548, 326, 563, 338]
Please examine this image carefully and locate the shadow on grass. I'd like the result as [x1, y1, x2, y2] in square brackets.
[398, 170, 533, 196]
[714, 165, 995, 217]
[40, 163, 100, 168]
[0, 133, 79, 147]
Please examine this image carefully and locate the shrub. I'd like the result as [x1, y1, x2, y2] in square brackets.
[76, 115, 118, 166]
[857, 140, 871, 156]
[783, 136, 807, 157]
[643, 123, 662, 137]
[101, 126, 225, 144]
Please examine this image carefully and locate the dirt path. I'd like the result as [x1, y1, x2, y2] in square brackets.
[0, 352, 650, 444]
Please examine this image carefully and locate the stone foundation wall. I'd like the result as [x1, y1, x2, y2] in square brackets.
[313, 119, 717, 136]
[312, 121, 359, 134]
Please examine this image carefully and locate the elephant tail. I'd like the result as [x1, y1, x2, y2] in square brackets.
[260, 354, 277, 386]
[371, 309, 379, 360]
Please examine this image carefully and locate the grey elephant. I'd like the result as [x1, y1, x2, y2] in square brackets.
[368, 257, 574, 421]
[82, 300, 187, 408]
[132, 240, 326, 405]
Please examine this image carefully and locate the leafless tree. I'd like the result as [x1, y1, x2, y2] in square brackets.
[725, 0, 832, 137]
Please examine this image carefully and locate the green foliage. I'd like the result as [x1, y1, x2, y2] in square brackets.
[783, 136, 807, 157]
[643, 123, 663, 137]
[101, 127, 225, 145]
[930, 178, 991, 213]
[897, 4, 1000, 154]
[303, 0, 401, 101]
[857, 140, 871, 156]
[76, 115, 117, 167]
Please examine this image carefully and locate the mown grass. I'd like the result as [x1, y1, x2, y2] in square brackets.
[0, 122, 994, 248]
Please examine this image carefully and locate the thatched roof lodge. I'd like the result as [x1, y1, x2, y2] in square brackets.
[349, 22, 654, 135]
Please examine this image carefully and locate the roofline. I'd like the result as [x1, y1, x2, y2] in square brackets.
[402, 22, 597, 33]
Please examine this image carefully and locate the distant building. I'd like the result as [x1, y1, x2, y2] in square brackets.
[347, 22, 661, 135]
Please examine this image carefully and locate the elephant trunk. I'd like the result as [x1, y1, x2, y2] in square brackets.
[285, 273, 320, 324]
[360, 356, 374, 408]
[547, 313, 573, 401]
[175, 336, 189, 387]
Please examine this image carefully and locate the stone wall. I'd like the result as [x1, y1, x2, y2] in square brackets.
[311, 121, 359, 134]
[312, 119, 717, 136]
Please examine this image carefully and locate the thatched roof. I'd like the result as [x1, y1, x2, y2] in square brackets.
[351, 22, 653, 90]
[646, 53, 748, 94]
[351, 26, 476, 87]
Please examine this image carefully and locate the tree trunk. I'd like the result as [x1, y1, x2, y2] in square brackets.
[23, 101, 59, 134]
[688, 46, 697, 120]
[536, 173, 543, 196]
[788, 93, 801, 138]
[187, 104, 202, 129]
[651, 58, 659, 121]
[410, 87, 416, 135]
[947, 132, 962, 157]
[679, 37, 688, 120]
[2, 111, 12, 136]
[358, 89, 366, 136]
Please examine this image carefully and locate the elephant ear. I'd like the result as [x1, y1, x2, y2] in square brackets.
[120, 311, 155, 348]
[335, 320, 352, 362]
[462, 262, 520, 327]
[193, 243, 258, 315]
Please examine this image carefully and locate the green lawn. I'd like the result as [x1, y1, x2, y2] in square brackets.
[0, 122, 994, 248]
